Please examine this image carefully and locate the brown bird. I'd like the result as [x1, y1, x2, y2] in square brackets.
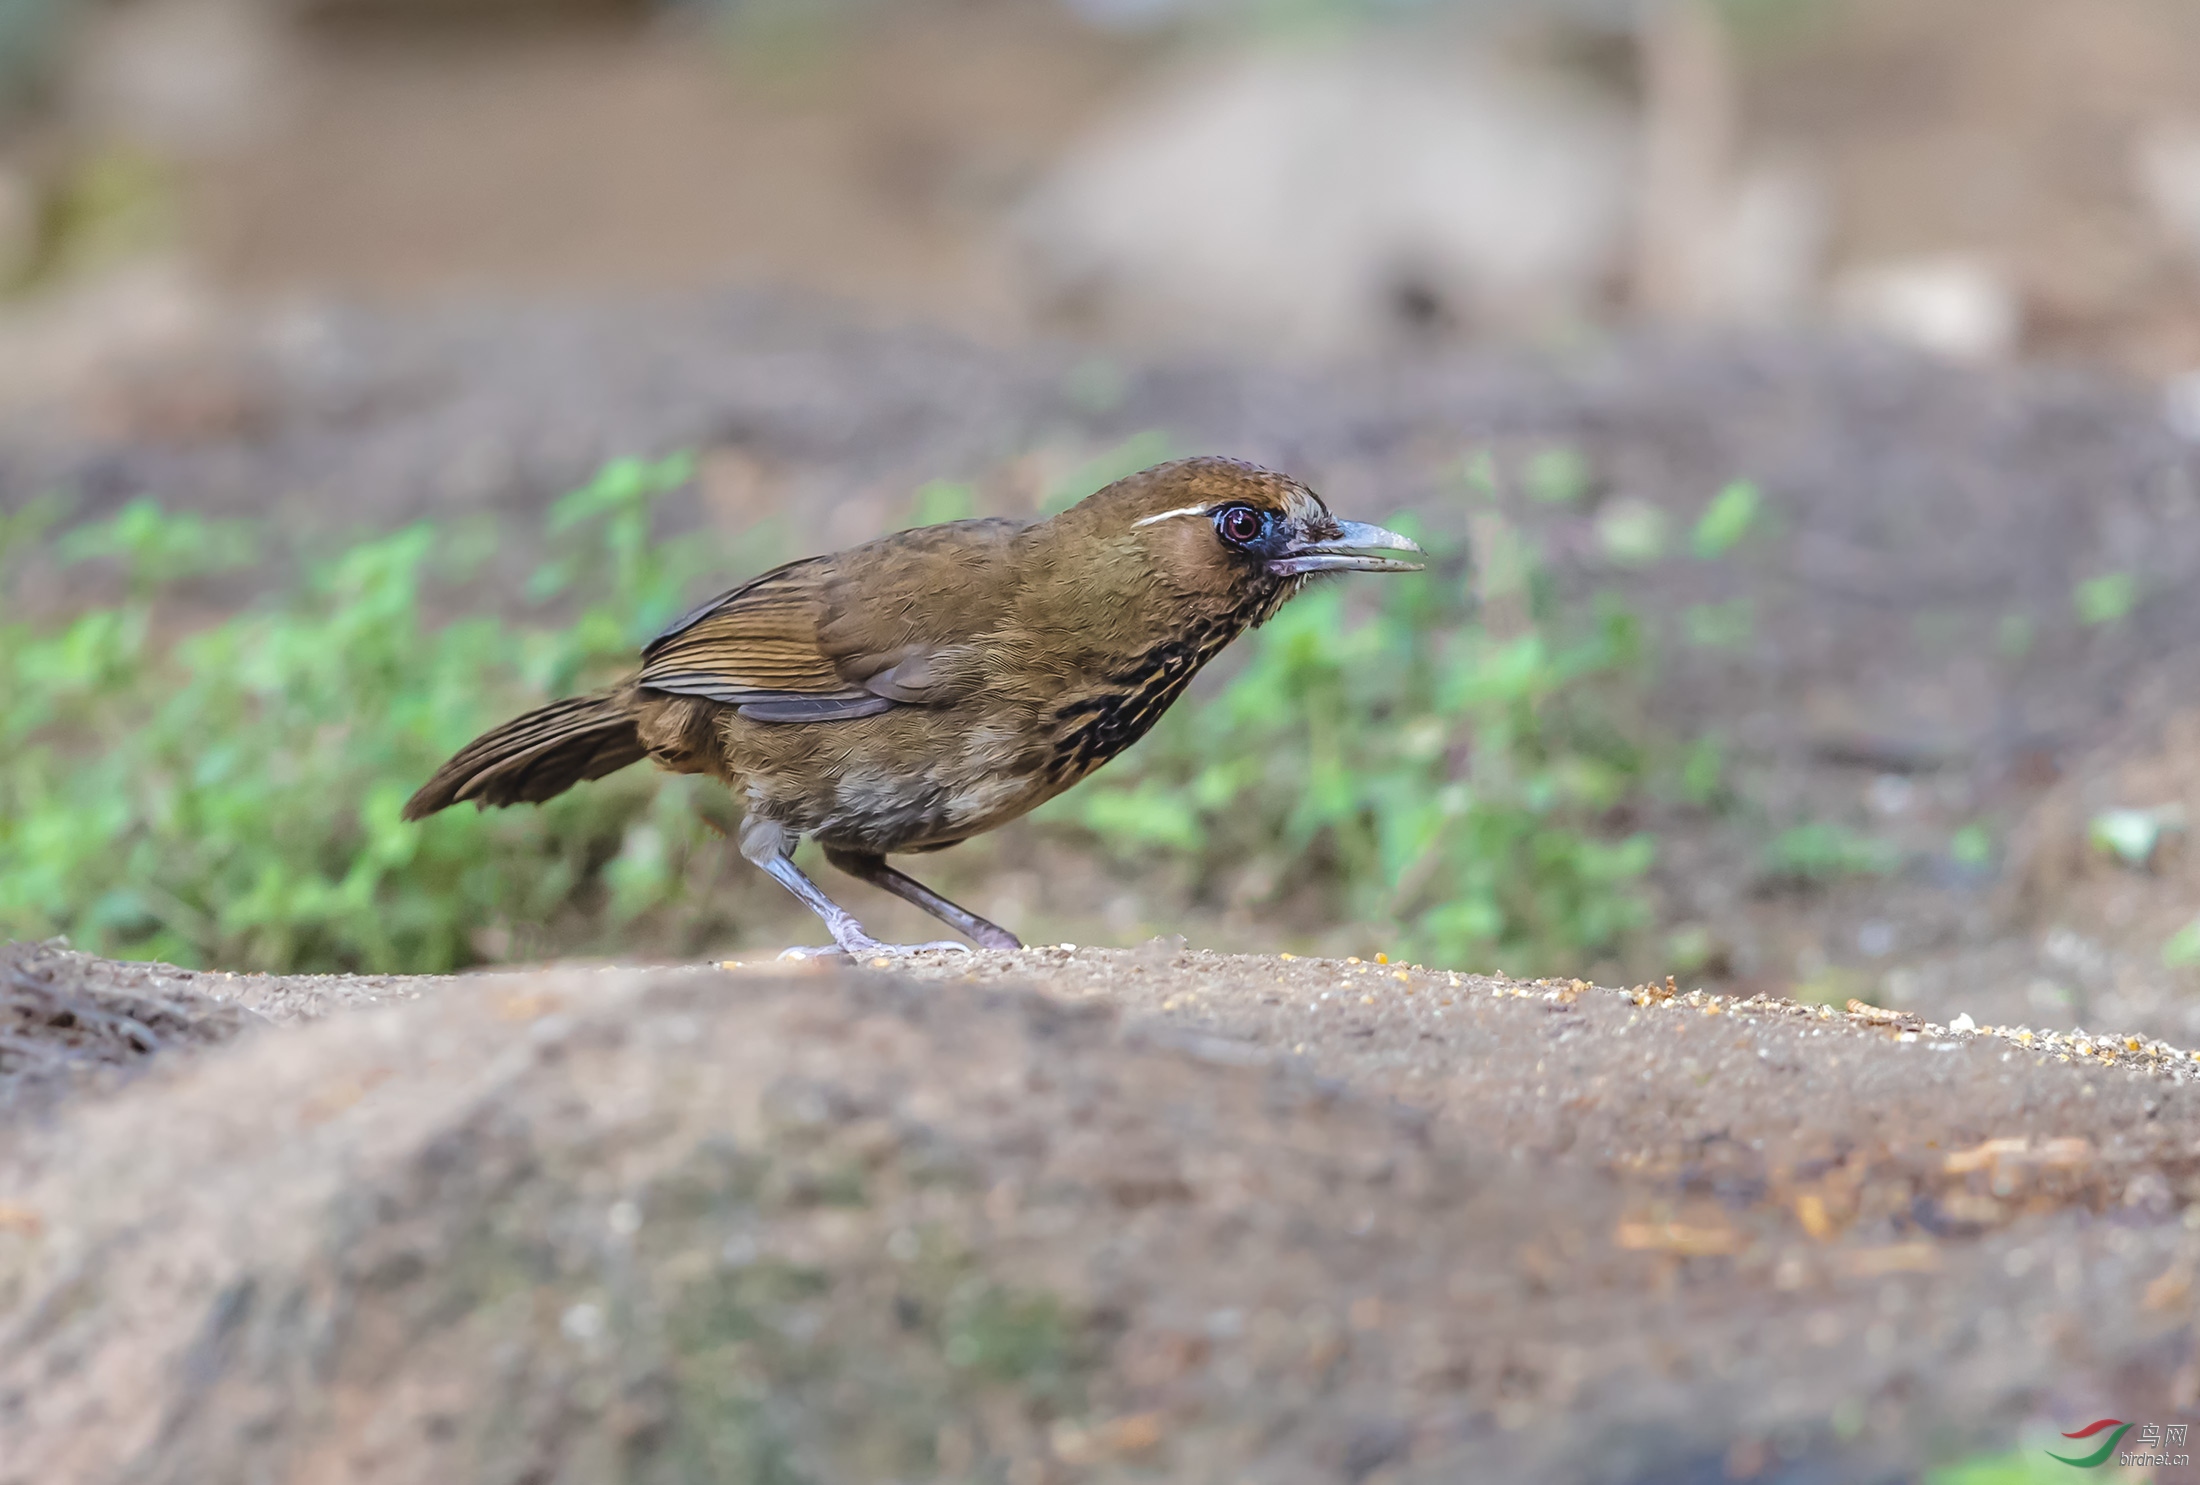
[403, 457, 1421, 956]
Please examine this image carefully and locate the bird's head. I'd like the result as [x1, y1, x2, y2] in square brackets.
[1062, 457, 1421, 620]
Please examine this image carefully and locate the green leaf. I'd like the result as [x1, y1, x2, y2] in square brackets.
[2089, 806, 2182, 868]
[549, 451, 695, 533]
[1690, 480, 1761, 559]
[0, 493, 68, 565]
[1523, 446, 1592, 505]
[57, 498, 259, 592]
[1684, 598, 1753, 649]
[1074, 779, 1204, 853]
[1948, 823, 1994, 869]
[1667, 923, 1715, 971]
[1765, 823, 1901, 880]
[1596, 500, 1668, 566]
[908, 480, 976, 527]
[1680, 737, 1725, 807]
[2073, 572, 2137, 626]
[1458, 449, 1499, 504]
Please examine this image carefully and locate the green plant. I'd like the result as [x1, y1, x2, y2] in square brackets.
[1690, 479, 1762, 559]
[1523, 446, 1592, 506]
[0, 454, 736, 972]
[2166, 918, 2200, 970]
[1596, 499, 1668, 566]
[1679, 736, 1728, 807]
[906, 479, 976, 527]
[1949, 822, 1994, 870]
[2074, 571, 2138, 626]
[1764, 822, 1901, 882]
[2090, 806, 2184, 869]
[1684, 598, 1753, 649]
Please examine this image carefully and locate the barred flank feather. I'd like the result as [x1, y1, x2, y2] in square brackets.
[401, 693, 646, 820]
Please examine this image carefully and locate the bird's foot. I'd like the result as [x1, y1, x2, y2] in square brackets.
[777, 937, 975, 963]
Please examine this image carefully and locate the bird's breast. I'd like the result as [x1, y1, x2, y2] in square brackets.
[1044, 613, 1245, 784]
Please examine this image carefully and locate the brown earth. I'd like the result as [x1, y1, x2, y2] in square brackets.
[5, 936, 2200, 1481]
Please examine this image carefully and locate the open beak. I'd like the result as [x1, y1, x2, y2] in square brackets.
[1266, 520, 1424, 577]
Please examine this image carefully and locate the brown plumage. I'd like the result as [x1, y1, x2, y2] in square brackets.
[403, 456, 1420, 956]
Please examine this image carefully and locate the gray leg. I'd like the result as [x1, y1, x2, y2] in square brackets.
[823, 847, 1023, 951]
[737, 818, 969, 959]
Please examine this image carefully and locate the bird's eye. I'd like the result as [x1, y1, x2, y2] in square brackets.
[1215, 505, 1265, 547]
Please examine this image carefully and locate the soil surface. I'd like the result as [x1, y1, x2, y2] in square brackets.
[4, 938, 2200, 1481]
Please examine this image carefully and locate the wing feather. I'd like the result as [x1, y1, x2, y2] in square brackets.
[634, 520, 1023, 724]
[639, 563, 860, 711]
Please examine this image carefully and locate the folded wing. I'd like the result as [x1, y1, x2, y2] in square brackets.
[637, 519, 1023, 723]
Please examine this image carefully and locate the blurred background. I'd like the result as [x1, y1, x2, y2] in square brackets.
[8, 0, 2200, 1040]
[18, 0, 2200, 366]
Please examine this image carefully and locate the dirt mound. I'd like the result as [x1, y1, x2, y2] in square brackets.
[0, 940, 264, 1116]
[4, 948, 2199, 1480]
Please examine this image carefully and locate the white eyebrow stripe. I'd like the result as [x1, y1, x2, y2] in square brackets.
[1133, 503, 1214, 527]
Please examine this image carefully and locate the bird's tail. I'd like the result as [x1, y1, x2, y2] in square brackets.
[402, 691, 647, 820]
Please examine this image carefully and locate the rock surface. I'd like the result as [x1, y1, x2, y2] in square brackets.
[1011, 40, 1635, 353]
[3, 944, 2199, 1480]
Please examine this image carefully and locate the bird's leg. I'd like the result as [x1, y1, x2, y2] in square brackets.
[822, 847, 1023, 951]
[737, 817, 970, 959]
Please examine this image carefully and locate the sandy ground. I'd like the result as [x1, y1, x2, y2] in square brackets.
[5, 937, 2200, 1481]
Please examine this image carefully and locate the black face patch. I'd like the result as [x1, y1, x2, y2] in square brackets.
[1209, 502, 1294, 562]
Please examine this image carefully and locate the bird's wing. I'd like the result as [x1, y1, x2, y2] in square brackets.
[637, 519, 1024, 722]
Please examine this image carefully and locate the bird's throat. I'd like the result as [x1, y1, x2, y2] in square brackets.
[1042, 582, 1288, 784]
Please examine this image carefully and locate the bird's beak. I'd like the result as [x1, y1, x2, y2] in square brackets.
[1266, 520, 1424, 576]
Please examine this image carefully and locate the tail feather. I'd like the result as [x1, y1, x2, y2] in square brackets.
[402, 692, 647, 820]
